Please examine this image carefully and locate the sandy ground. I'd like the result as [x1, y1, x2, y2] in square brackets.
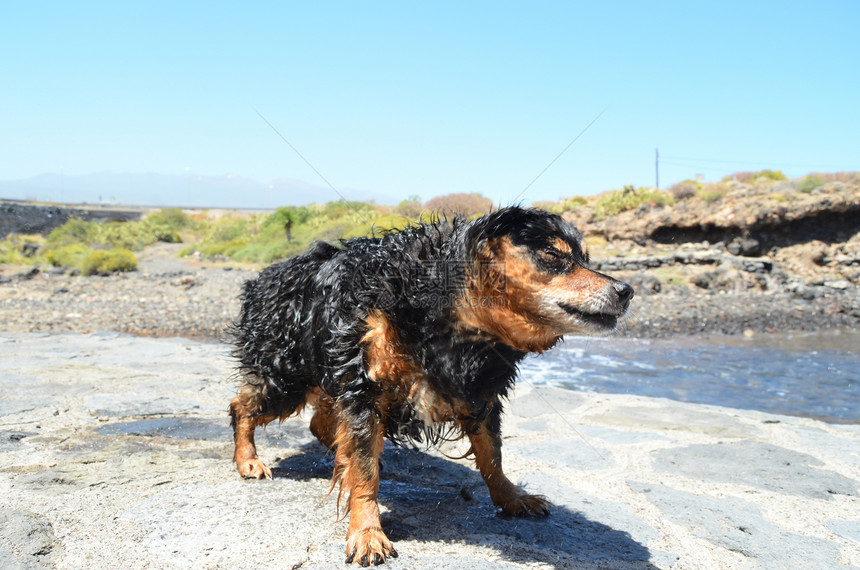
[1, 332, 858, 569]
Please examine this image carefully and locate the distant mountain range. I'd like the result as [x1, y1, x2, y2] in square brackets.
[0, 172, 398, 209]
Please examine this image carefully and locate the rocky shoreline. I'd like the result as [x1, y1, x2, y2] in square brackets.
[1, 242, 857, 342]
[3, 179, 859, 341]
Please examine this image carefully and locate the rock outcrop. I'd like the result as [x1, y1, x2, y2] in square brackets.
[0, 200, 145, 238]
[566, 181, 859, 250]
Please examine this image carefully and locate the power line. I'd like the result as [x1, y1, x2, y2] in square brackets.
[253, 108, 343, 197]
[659, 160, 742, 174]
[661, 155, 855, 170]
[513, 109, 606, 202]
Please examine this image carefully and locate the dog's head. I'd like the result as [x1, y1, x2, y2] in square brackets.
[456, 207, 633, 352]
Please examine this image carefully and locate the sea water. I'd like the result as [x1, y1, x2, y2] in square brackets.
[520, 330, 860, 424]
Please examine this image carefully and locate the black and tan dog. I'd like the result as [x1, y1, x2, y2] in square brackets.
[229, 206, 633, 565]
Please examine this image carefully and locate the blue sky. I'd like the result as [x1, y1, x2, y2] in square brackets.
[2, 1, 858, 207]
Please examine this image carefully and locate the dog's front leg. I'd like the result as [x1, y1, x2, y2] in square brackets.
[466, 414, 551, 517]
[333, 412, 397, 566]
[229, 392, 273, 479]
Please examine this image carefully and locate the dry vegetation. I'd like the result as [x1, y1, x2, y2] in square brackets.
[0, 192, 496, 271]
[2, 170, 857, 273]
[549, 169, 859, 223]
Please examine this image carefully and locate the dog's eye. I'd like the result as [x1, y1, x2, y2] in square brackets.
[539, 247, 565, 261]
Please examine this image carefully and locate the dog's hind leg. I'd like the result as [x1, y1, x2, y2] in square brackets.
[229, 385, 275, 479]
[465, 412, 551, 517]
[307, 388, 338, 450]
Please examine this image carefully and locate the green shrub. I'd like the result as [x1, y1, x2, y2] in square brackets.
[593, 186, 674, 221]
[696, 182, 729, 204]
[183, 216, 270, 262]
[152, 228, 183, 243]
[47, 215, 179, 251]
[343, 213, 414, 239]
[80, 248, 138, 276]
[394, 196, 423, 218]
[0, 241, 24, 265]
[145, 208, 193, 230]
[46, 243, 91, 269]
[319, 200, 376, 222]
[723, 169, 786, 184]
[312, 218, 360, 243]
[0, 234, 45, 265]
[97, 221, 156, 250]
[668, 180, 700, 201]
[184, 238, 249, 260]
[46, 218, 99, 247]
[204, 217, 254, 243]
[533, 196, 588, 215]
[797, 174, 824, 193]
[558, 196, 588, 213]
[183, 211, 299, 263]
[753, 169, 787, 183]
[143, 208, 193, 243]
[698, 188, 726, 204]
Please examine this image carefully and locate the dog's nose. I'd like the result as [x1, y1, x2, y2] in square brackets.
[614, 282, 634, 308]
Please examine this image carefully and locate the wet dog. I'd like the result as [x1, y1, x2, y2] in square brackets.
[229, 206, 633, 565]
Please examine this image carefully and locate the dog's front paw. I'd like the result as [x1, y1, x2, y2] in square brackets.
[345, 527, 397, 566]
[498, 493, 551, 517]
[236, 457, 272, 480]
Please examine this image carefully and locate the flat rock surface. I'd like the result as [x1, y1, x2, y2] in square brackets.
[1, 332, 858, 569]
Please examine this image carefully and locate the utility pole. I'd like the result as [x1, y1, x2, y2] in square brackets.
[655, 148, 660, 189]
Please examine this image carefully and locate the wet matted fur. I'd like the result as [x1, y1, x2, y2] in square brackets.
[229, 206, 634, 566]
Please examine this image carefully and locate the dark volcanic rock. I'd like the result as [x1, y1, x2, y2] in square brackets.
[727, 237, 762, 257]
[0, 201, 145, 238]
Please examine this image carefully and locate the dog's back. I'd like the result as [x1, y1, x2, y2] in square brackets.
[232, 240, 344, 412]
[232, 222, 461, 410]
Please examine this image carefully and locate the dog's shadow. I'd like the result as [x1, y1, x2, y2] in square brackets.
[272, 440, 657, 568]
